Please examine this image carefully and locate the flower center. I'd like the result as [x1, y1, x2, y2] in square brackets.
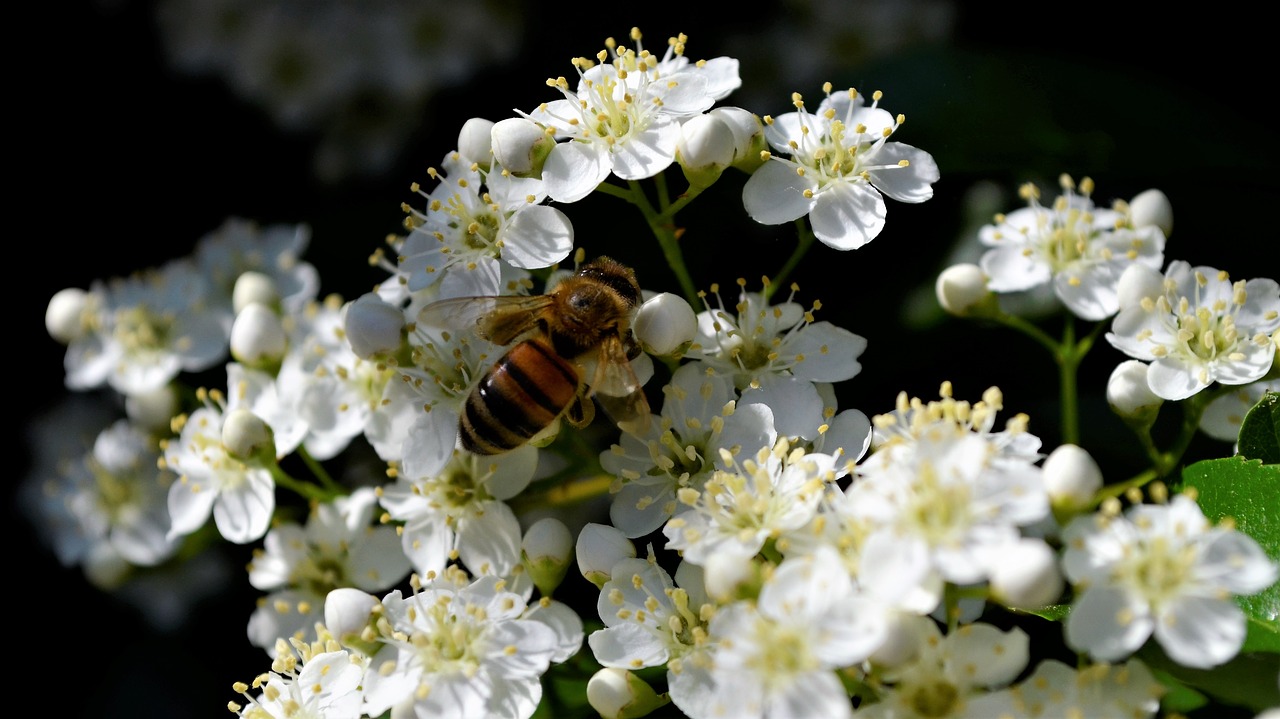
[1118, 535, 1196, 607]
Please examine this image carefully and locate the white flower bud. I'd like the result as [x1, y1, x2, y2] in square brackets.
[1115, 263, 1165, 311]
[1042, 444, 1103, 517]
[457, 117, 495, 169]
[1128, 188, 1173, 237]
[491, 117, 551, 177]
[221, 408, 274, 461]
[586, 668, 669, 719]
[677, 113, 735, 187]
[576, 523, 635, 588]
[522, 517, 573, 597]
[868, 612, 926, 669]
[988, 538, 1064, 610]
[232, 271, 280, 314]
[702, 551, 757, 602]
[710, 106, 766, 172]
[324, 587, 379, 645]
[633, 292, 697, 356]
[45, 287, 89, 343]
[125, 385, 180, 433]
[230, 303, 287, 365]
[1107, 360, 1164, 427]
[935, 263, 996, 317]
[343, 292, 405, 359]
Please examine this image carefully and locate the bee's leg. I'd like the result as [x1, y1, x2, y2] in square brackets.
[565, 385, 595, 428]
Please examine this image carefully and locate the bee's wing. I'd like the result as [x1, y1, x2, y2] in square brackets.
[416, 295, 554, 345]
[585, 334, 652, 435]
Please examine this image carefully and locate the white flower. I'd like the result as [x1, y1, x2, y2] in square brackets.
[398, 151, 571, 293]
[246, 488, 410, 656]
[742, 84, 938, 250]
[978, 175, 1167, 320]
[276, 295, 399, 461]
[163, 395, 276, 544]
[663, 440, 837, 566]
[687, 285, 867, 439]
[870, 384, 1043, 467]
[1105, 261, 1280, 400]
[27, 418, 179, 570]
[1062, 494, 1279, 668]
[853, 620, 1030, 719]
[61, 260, 230, 396]
[378, 447, 537, 578]
[529, 29, 740, 203]
[988, 659, 1164, 719]
[588, 555, 713, 685]
[193, 217, 320, 316]
[696, 547, 887, 719]
[360, 574, 562, 719]
[852, 401, 1049, 595]
[233, 639, 365, 719]
[602, 363, 776, 538]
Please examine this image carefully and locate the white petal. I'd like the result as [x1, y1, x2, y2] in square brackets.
[501, 205, 574, 269]
[1065, 585, 1153, 662]
[982, 246, 1051, 292]
[742, 160, 816, 225]
[867, 142, 938, 203]
[456, 501, 523, 576]
[783, 322, 867, 382]
[808, 182, 886, 250]
[544, 141, 610, 203]
[740, 376, 823, 439]
[211, 470, 275, 544]
[165, 477, 217, 539]
[611, 121, 680, 180]
[1147, 357, 1207, 401]
[768, 671, 852, 719]
[1154, 595, 1246, 668]
[588, 622, 669, 668]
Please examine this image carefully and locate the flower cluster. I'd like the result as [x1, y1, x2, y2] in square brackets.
[32, 25, 1280, 719]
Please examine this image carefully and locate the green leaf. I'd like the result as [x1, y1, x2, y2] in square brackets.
[1138, 642, 1280, 713]
[1150, 668, 1209, 714]
[1180, 457, 1280, 632]
[1238, 391, 1280, 464]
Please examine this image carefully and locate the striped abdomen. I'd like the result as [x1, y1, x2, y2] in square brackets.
[460, 338, 581, 454]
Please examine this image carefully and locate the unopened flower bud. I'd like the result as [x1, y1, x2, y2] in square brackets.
[230, 303, 286, 366]
[324, 587, 379, 653]
[936, 263, 996, 317]
[221, 408, 275, 461]
[702, 551, 759, 602]
[869, 613, 926, 669]
[344, 292, 405, 359]
[677, 113, 735, 188]
[1107, 360, 1163, 427]
[988, 538, 1064, 610]
[46, 287, 89, 343]
[1042, 444, 1102, 518]
[523, 517, 573, 597]
[586, 668, 670, 719]
[125, 385, 180, 433]
[457, 117, 495, 169]
[491, 117, 552, 177]
[1115, 263, 1164, 311]
[1128, 188, 1173, 237]
[710, 106, 766, 173]
[232, 271, 280, 314]
[634, 292, 697, 356]
[576, 523, 635, 588]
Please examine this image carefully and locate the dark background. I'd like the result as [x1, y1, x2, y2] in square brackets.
[18, 2, 1275, 716]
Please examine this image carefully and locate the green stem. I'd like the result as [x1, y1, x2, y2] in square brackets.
[625, 180, 700, 306]
[765, 219, 816, 301]
[1058, 318, 1080, 445]
[269, 463, 330, 502]
[298, 445, 345, 495]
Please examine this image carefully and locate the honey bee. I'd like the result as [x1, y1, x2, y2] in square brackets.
[417, 256, 651, 454]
